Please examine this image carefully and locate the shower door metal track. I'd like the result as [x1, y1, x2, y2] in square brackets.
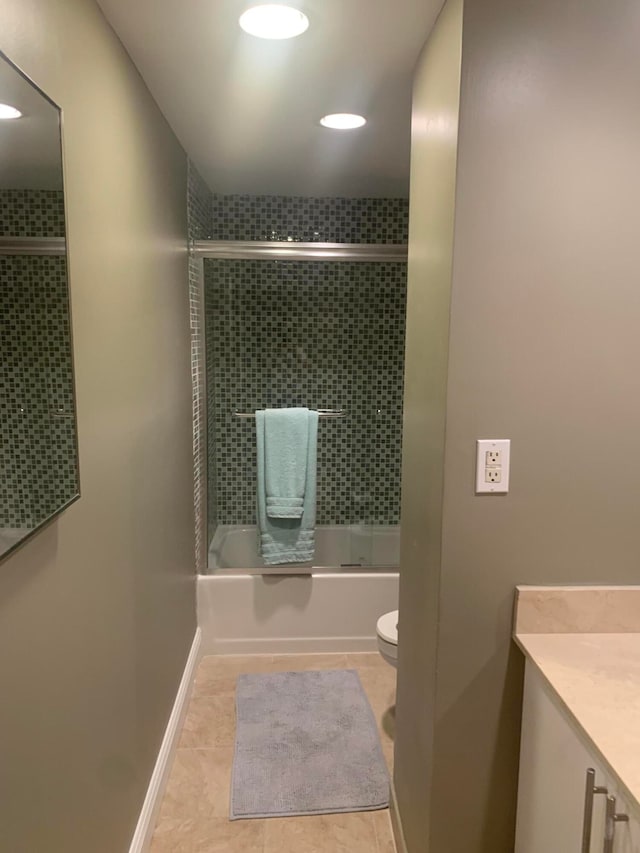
[191, 240, 408, 262]
[0, 237, 66, 255]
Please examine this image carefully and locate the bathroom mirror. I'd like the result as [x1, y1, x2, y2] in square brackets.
[0, 52, 79, 562]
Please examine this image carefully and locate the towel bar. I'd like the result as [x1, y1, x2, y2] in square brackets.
[233, 409, 345, 419]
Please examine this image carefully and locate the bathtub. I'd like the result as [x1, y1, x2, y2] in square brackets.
[199, 523, 400, 655]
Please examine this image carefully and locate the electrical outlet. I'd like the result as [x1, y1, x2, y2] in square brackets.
[486, 450, 501, 466]
[476, 439, 510, 494]
[485, 466, 501, 483]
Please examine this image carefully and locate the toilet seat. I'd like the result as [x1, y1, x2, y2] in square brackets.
[376, 610, 398, 645]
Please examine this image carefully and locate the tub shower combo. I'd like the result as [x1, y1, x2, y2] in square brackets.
[196, 235, 406, 653]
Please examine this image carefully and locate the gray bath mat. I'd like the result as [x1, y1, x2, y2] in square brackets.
[230, 669, 389, 819]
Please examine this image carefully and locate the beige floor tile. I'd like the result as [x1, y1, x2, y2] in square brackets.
[179, 693, 236, 748]
[372, 810, 396, 853]
[356, 665, 396, 693]
[196, 652, 358, 681]
[357, 669, 396, 743]
[156, 748, 234, 820]
[150, 815, 265, 853]
[358, 669, 396, 707]
[191, 672, 238, 699]
[152, 653, 398, 853]
[379, 704, 396, 743]
[346, 652, 387, 668]
[264, 812, 378, 853]
[382, 739, 395, 775]
[269, 653, 349, 672]
[196, 654, 274, 680]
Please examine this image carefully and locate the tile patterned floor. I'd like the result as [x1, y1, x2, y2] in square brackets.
[150, 653, 397, 852]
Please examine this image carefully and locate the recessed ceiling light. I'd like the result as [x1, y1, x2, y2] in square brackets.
[239, 5, 309, 40]
[320, 113, 367, 130]
[0, 103, 22, 120]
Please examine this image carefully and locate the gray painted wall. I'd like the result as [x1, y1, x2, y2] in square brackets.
[398, 0, 640, 849]
[0, 1, 195, 851]
[395, 0, 462, 849]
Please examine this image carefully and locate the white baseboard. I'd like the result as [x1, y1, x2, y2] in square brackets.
[390, 779, 409, 853]
[206, 635, 378, 655]
[128, 627, 202, 853]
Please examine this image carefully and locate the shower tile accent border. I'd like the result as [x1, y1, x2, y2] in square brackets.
[188, 164, 212, 241]
[209, 194, 409, 244]
[187, 162, 212, 571]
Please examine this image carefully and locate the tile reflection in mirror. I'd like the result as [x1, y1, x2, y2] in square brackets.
[0, 51, 79, 562]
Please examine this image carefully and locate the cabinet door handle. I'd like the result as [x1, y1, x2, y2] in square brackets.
[603, 795, 629, 853]
[582, 768, 608, 853]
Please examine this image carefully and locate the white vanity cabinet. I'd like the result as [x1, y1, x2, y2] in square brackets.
[515, 663, 640, 853]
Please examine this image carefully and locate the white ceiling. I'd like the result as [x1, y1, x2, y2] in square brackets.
[97, 0, 443, 198]
[0, 56, 62, 189]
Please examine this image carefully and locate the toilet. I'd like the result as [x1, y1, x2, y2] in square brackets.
[376, 610, 399, 668]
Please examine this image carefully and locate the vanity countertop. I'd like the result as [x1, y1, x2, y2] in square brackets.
[514, 585, 640, 811]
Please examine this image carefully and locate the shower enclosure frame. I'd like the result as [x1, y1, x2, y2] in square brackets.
[193, 239, 406, 652]
[191, 239, 408, 575]
[191, 240, 408, 263]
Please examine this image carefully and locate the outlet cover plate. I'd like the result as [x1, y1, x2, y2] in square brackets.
[476, 439, 510, 494]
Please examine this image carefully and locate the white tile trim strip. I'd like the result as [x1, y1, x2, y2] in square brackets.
[128, 627, 202, 853]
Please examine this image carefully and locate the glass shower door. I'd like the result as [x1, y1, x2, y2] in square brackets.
[203, 255, 406, 572]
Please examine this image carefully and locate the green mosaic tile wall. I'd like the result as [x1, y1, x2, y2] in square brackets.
[205, 258, 407, 526]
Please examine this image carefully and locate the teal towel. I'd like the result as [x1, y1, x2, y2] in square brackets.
[256, 408, 318, 566]
[264, 408, 310, 519]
